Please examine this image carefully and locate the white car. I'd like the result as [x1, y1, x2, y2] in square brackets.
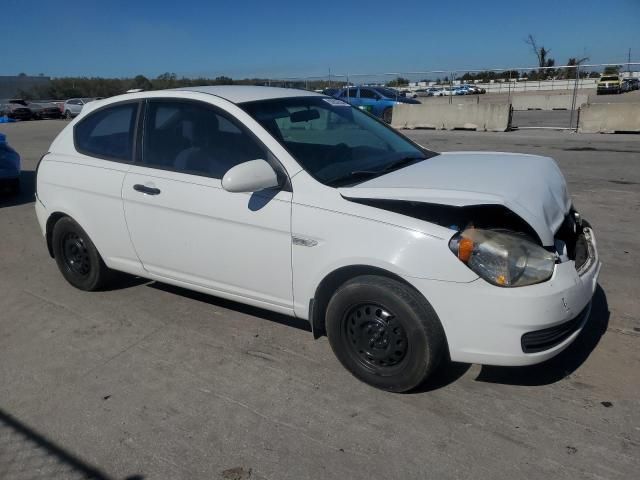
[63, 98, 96, 118]
[431, 88, 449, 96]
[35, 86, 600, 392]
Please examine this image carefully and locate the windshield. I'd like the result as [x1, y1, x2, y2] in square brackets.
[373, 87, 401, 98]
[240, 96, 437, 187]
[601, 76, 619, 81]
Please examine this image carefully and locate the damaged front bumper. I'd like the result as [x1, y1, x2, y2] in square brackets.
[407, 225, 601, 367]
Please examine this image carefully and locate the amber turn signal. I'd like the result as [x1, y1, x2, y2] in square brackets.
[457, 237, 474, 262]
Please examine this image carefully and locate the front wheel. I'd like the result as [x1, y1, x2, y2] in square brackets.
[65, 110, 72, 119]
[326, 275, 446, 392]
[382, 107, 393, 124]
[52, 217, 114, 291]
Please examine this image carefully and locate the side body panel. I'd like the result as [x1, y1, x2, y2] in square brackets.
[289, 170, 478, 319]
[35, 153, 142, 273]
[122, 166, 294, 310]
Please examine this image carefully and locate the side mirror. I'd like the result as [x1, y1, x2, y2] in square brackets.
[222, 159, 280, 193]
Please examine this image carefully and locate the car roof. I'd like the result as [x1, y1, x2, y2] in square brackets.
[172, 85, 322, 104]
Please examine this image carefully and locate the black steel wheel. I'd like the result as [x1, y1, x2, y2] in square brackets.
[343, 303, 408, 371]
[326, 275, 446, 392]
[52, 216, 114, 291]
[61, 232, 91, 276]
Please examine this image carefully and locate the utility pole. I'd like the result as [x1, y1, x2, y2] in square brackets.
[628, 48, 632, 77]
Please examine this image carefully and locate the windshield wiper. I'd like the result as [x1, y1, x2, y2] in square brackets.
[327, 156, 426, 187]
[350, 155, 426, 177]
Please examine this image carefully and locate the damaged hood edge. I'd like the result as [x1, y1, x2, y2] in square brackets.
[337, 152, 572, 246]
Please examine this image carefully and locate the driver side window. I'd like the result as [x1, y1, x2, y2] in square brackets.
[142, 100, 266, 179]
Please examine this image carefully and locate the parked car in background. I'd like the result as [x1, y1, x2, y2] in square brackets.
[597, 75, 622, 95]
[63, 98, 96, 118]
[322, 87, 339, 97]
[431, 88, 449, 96]
[334, 86, 420, 123]
[0, 132, 20, 194]
[0, 99, 33, 120]
[35, 86, 600, 392]
[459, 84, 482, 94]
[26, 100, 64, 119]
[621, 78, 638, 92]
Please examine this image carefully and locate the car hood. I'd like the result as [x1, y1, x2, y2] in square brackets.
[338, 151, 571, 246]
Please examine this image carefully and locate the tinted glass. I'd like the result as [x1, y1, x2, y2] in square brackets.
[74, 103, 138, 161]
[142, 100, 265, 178]
[241, 97, 436, 187]
[373, 87, 400, 98]
[359, 88, 378, 99]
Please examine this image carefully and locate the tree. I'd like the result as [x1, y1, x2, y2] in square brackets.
[526, 34, 555, 78]
[131, 75, 152, 91]
[561, 57, 589, 79]
[386, 77, 409, 87]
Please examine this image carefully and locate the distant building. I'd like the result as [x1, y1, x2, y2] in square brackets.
[0, 75, 51, 98]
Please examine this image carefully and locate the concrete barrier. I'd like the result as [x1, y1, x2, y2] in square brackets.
[579, 103, 640, 133]
[391, 103, 511, 132]
[511, 94, 589, 111]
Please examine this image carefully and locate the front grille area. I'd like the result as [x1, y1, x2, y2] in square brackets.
[521, 304, 590, 353]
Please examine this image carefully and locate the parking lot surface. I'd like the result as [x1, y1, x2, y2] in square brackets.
[1, 120, 639, 480]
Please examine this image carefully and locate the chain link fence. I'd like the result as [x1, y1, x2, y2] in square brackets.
[266, 62, 640, 131]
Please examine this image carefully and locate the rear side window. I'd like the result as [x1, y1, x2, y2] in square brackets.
[74, 103, 138, 161]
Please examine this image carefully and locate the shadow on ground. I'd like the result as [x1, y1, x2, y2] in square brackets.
[475, 284, 609, 386]
[0, 170, 35, 208]
[0, 408, 142, 480]
[149, 282, 312, 333]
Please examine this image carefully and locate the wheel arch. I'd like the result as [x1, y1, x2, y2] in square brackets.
[309, 264, 422, 339]
[45, 212, 71, 258]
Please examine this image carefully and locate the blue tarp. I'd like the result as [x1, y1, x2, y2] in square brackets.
[0, 115, 17, 123]
[0, 132, 21, 176]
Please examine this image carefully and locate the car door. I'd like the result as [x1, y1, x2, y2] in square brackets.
[122, 98, 294, 311]
[357, 88, 382, 115]
[67, 100, 77, 114]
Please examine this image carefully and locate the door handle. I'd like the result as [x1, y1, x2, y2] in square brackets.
[133, 184, 161, 195]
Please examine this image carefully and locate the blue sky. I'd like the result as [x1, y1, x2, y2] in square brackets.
[3, 0, 639, 79]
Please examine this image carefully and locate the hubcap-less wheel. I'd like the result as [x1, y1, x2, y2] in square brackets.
[52, 216, 116, 291]
[61, 232, 91, 276]
[344, 303, 408, 369]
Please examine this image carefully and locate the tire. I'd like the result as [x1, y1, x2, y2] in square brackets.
[51, 216, 114, 291]
[382, 107, 393, 124]
[65, 110, 72, 119]
[326, 275, 446, 392]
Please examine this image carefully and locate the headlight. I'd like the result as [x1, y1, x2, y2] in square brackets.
[449, 229, 556, 287]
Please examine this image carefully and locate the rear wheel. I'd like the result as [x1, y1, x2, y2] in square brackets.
[382, 108, 393, 124]
[52, 217, 114, 291]
[326, 275, 446, 392]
